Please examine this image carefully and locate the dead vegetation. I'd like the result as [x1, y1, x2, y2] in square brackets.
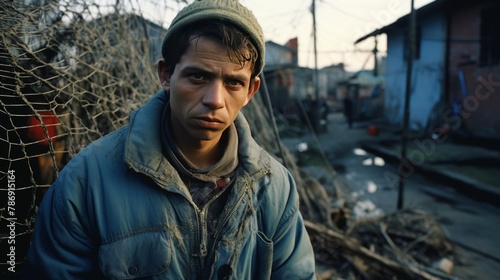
[307, 210, 455, 280]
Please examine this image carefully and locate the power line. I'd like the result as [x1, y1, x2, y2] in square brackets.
[320, 1, 368, 21]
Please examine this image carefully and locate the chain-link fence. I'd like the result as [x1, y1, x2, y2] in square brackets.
[0, 0, 190, 276]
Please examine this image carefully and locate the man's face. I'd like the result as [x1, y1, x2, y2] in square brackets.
[160, 36, 260, 148]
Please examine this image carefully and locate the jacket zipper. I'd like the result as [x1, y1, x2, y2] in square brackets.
[205, 184, 250, 278]
[195, 182, 236, 278]
[200, 208, 208, 259]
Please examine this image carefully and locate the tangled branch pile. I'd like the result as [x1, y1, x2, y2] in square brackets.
[304, 209, 455, 280]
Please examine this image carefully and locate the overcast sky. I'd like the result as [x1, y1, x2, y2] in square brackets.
[138, 0, 435, 72]
[241, 0, 435, 71]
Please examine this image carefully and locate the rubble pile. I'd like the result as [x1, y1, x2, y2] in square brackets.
[305, 208, 456, 280]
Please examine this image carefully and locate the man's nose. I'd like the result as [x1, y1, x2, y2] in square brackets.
[202, 81, 225, 109]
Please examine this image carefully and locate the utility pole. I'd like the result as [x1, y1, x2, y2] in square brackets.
[373, 36, 378, 76]
[398, 0, 416, 210]
[312, 0, 320, 132]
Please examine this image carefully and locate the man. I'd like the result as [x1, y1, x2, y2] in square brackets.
[23, 0, 316, 279]
[343, 94, 353, 129]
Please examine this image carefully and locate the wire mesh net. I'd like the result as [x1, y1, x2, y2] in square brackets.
[0, 0, 187, 275]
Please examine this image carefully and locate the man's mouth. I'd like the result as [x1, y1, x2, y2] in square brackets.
[194, 116, 224, 129]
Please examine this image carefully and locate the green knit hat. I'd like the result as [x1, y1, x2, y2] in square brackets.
[161, 0, 265, 75]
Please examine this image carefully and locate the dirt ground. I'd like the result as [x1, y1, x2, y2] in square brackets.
[281, 111, 500, 279]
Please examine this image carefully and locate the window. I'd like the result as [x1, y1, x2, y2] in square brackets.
[480, 6, 500, 66]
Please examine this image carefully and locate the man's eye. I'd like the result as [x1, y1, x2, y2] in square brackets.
[227, 80, 242, 86]
[190, 73, 205, 80]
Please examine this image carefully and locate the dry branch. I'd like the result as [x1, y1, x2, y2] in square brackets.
[305, 208, 457, 280]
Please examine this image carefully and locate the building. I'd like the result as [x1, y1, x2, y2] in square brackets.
[263, 38, 344, 131]
[337, 70, 385, 120]
[356, 0, 500, 140]
[320, 63, 349, 102]
[263, 38, 299, 113]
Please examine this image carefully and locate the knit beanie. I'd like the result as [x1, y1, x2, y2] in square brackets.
[161, 0, 265, 75]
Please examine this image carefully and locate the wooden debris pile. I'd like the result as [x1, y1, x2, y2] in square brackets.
[305, 209, 456, 280]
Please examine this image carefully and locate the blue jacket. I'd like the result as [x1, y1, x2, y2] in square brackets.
[23, 91, 316, 279]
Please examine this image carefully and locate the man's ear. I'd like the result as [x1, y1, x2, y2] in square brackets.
[243, 76, 261, 106]
[157, 59, 170, 90]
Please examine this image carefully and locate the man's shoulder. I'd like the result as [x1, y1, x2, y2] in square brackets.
[251, 147, 296, 200]
[79, 126, 128, 159]
[61, 126, 129, 175]
[263, 149, 291, 178]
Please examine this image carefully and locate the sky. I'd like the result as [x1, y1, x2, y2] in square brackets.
[137, 0, 436, 72]
[241, 0, 435, 72]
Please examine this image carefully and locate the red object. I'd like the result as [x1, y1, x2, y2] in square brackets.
[216, 177, 230, 188]
[27, 111, 60, 145]
[368, 125, 378, 136]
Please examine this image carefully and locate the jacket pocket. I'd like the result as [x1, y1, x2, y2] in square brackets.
[99, 231, 172, 279]
[255, 231, 273, 279]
